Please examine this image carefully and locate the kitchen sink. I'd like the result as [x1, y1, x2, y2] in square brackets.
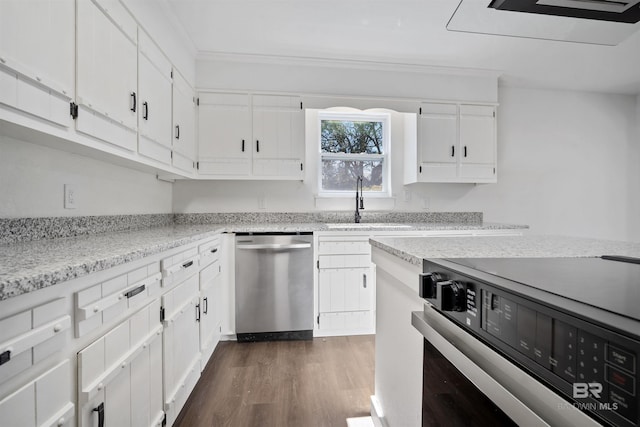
[325, 223, 413, 229]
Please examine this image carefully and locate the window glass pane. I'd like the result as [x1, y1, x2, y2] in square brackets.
[321, 159, 384, 192]
[321, 120, 384, 154]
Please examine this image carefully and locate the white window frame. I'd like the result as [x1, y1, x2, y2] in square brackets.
[317, 111, 391, 197]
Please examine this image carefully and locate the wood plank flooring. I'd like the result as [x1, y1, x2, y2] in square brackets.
[174, 336, 375, 427]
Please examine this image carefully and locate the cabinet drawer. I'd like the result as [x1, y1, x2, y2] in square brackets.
[161, 274, 199, 323]
[0, 360, 74, 427]
[75, 262, 161, 337]
[318, 254, 371, 269]
[0, 298, 70, 382]
[198, 237, 220, 269]
[199, 260, 221, 289]
[161, 247, 199, 288]
[318, 239, 371, 256]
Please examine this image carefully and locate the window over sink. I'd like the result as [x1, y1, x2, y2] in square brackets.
[318, 111, 390, 197]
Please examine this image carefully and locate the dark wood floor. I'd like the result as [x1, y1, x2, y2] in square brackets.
[174, 335, 375, 427]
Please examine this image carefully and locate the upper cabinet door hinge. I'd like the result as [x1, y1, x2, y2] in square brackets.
[316, 260, 320, 269]
[300, 163, 303, 171]
[170, 70, 173, 79]
[196, 161, 200, 170]
[196, 98, 200, 106]
[493, 111, 496, 118]
[70, 102, 79, 119]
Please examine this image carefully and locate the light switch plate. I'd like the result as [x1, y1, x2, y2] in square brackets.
[64, 184, 77, 209]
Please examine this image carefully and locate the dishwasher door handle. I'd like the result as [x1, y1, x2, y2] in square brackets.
[237, 243, 312, 250]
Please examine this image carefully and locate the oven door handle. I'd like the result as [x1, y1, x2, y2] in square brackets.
[411, 305, 600, 427]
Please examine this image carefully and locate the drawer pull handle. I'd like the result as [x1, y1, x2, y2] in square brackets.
[125, 284, 146, 299]
[93, 403, 104, 427]
[210, 248, 218, 254]
[182, 260, 194, 269]
[0, 350, 11, 366]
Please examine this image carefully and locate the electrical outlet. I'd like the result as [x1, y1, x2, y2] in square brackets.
[258, 195, 266, 210]
[64, 184, 77, 209]
[403, 189, 411, 202]
[422, 196, 430, 210]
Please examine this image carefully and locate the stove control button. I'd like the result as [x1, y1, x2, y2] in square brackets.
[440, 280, 466, 312]
[419, 272, 443, 299]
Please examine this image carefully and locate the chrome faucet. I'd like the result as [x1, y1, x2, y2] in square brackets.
[355, 176, 365, 223]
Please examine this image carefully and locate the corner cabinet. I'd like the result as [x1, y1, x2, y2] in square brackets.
[405, 102, 497, 184]
[197, 93, 305, 180]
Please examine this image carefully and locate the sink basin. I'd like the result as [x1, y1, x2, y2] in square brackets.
[325, 223, 412, 229]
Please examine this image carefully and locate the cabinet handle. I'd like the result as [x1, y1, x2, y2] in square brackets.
[242, 139, 245, 152]
[210, 248, 218, 254]
[363, 274, 367, 288]
[143, 102, 149, 120]
[125, 284, 146, 299]
[196, 303, 201, 322]
[419, 166, 422, 174]
[0, 350, 11, 366]
[130, 92, 136, 112]
[175, 125, 180, 140]
[182, 260, 194, 269]
[256, 140, 260, 153]
[203, 297, 208, 314]
[93, 403, 105, 427]
[451, 145, 455, 157]
[464, 146, 467, 157]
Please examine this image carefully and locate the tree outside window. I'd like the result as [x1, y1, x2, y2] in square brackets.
[319, 112, 389, 195]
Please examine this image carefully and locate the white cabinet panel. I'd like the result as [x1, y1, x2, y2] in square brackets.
[418, 103, 458, 165]
[76, 0, 137, 150]
[0, 360, 74, 427]
[0, 0, 74, 97]
[318, 268, 372, 313]
[138, 32, 172, 165]
[198, 92, 251, 176]
[459, 105, 496, 180]
[172, 71, 196, 174]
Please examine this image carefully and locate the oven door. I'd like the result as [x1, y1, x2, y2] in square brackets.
[412, 303, 601, 427]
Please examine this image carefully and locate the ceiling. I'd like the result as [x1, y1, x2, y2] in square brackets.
[165, 0, 640, 95]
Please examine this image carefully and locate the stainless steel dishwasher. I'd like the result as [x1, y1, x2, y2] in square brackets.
[235, 232, 314, 342]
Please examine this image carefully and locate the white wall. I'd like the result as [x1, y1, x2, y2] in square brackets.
[0, 135, 173, 218]
[175, 86, 638, 241]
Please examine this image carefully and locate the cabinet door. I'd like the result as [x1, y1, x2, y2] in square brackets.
[172, 71, 196, 174]
[198, 92, 251, 176]
[418, 103, 458, 181]
[76, 0, 137, 150]
[0, 0, 74, 126]
[252, 94, 305, 178]
[138, 31, 172, 165]
[199, 272, 221, 370]
[318, 268, 372, 313]
[459, 104, 497, 181]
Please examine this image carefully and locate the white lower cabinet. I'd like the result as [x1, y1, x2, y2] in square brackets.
[0, 360, 74, 427]
[161, 274, 201, 426]
[77, 299, 163, 427]
[198, 245, 223, 371]
[316, 235, 375, 336]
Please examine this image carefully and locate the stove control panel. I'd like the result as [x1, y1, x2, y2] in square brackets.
[420, 262, 640, 427]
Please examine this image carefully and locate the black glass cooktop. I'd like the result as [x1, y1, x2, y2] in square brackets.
[446, 256, 640, 323]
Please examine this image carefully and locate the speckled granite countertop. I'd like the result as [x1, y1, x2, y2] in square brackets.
[370, 235, 640, 267]
[0, 221, 527, 301]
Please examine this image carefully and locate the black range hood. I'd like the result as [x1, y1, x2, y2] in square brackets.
[489, 0, 640, 23]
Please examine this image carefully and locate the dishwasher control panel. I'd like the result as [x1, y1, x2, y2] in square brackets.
[420, 261, 640, 427]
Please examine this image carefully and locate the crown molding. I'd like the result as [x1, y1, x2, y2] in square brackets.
[196, 51, 502, 79]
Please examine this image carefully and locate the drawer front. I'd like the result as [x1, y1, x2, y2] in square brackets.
[161, 247, 199, 288]
[199, 259, 221, 289]
[0, 298, 70, 382]
[75, 262, 161, 337]
[198, 237, 221, 269]
[318, 239, 371, 256]
[318, 254, 371, 269]
[0, 360, 74, 427]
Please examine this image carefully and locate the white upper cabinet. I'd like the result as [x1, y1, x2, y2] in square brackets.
[198, 92, 252, 176]
[252, 94, 305, 178]
[137, 31, 173, 165]
[0, 0, 74, 126]
[406, 102, 497, 184]
[459, 105, 497, 180]
[197, 93, 305, 179]
[172, 71, 197, 174]
[76, 0, 138, 151]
